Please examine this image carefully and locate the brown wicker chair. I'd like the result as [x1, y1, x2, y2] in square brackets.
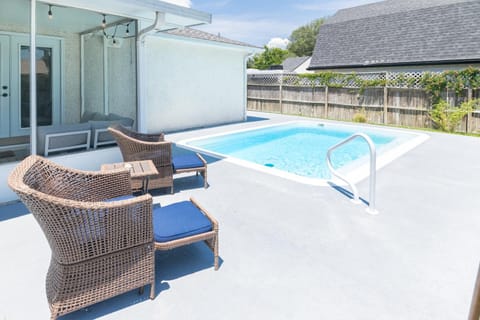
[8, 155, 155, 320]
[108, 124, 173, 193]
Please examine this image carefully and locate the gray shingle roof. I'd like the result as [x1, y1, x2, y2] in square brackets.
[163, 27, 259, 48]
[282, 56, 310, 72]
[310, 0, 480, 69]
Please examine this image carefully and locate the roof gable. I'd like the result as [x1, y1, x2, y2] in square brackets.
[164, 28, 259, 49]
[310, 0, 480, 69]
[282, 56, 310, 72]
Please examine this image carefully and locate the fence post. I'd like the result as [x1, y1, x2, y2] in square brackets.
[467, 88, 473, 133]
[383, 85, 388, 124]
[279, 74, 283, 114]
[325, 86, 329, 118]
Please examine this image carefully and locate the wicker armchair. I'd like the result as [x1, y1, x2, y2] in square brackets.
[108, 124, 173, 193]
[8, 155, 155, 320]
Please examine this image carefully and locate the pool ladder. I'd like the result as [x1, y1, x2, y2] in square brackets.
[326, 133, 378, 215]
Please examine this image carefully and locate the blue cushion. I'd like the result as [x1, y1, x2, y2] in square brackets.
[153, 201, 212, 243]
[104, 194, 135, 202]
[172, 154, 204, 171]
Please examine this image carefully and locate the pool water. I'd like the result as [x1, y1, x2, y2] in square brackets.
[180, 121, 427, 183]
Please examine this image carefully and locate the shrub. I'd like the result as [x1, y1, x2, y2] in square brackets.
[429, 99, 478, 132]
[353, 109, 367, 123]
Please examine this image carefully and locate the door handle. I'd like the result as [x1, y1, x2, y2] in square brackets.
[1, 93, 7, 97]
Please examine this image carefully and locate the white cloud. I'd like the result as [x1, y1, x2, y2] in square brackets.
[162, 0, 192, 7]
[267, 38, 290, 50]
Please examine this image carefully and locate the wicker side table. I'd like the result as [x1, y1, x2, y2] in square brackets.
[101, 160, 159, 193]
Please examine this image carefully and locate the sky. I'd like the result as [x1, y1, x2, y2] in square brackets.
[189, 0, 381, 48]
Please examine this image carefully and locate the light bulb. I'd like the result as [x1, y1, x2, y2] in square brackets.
[48, 5, 53, 19]
[102, 14, 106, 28]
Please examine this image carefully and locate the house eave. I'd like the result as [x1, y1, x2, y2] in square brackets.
[154, 32, 261, 53]
[308, 58, 480, 70]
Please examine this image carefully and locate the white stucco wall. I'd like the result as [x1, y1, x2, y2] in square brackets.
[143, 35, 250, 133]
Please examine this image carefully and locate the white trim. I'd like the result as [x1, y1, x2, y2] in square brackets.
[80, 34, 85, 115]
[153, 32, 261, 52]
[103, 35, 109, 115]
[0, 35, 10, 138]
[30, 0, 37, 155]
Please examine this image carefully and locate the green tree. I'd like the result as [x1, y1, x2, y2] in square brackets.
[287, 18, 325, 57]
[247, 46, 290, 70]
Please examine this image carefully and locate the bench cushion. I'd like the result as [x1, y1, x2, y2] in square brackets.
[172, 154, 204, 171]
[153, 201, 212, 243]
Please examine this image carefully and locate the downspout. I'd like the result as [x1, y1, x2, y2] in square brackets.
[30, 0, 37, 155]
[136, 12, 165, 133]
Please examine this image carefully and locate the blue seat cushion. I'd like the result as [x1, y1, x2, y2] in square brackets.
[153, 201, 212, 243]
[172, 154, 204, 171]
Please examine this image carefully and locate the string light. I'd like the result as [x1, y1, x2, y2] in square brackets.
[48, 5, 53, 19]
[125, 23, 130, 35]
[101, 14, 107, 28]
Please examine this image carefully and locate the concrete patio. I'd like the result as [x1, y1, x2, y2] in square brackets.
[1, 111, 479, 319]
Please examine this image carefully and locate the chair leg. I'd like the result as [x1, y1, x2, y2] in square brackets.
[202, 169, 208, 189]
[138, 286, 144, 295]
[214, 235, 219, 270]
[206, 235, 219, 270]
[150, 281, 155, 300]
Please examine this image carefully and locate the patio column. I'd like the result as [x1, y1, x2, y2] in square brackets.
[30, 0, 37, 155]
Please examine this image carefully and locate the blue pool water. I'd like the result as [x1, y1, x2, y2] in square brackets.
[182, 122, 419, 181]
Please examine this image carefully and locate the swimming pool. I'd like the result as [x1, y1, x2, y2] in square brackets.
[178, 121, 429, 185]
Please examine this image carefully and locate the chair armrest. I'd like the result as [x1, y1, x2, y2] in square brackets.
[190, 197, 218, 231]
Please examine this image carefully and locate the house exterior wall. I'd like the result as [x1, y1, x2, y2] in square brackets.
[144, 35, 249, 133]
[83, 35, 105, 115]
[83, 35, 137, 122]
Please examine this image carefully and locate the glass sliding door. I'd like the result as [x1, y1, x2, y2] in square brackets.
[20, 46, 53, 128]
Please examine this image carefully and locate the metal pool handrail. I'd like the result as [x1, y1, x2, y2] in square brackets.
[326, 133, 378, 215]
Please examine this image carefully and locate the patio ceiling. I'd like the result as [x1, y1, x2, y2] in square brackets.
[0, 0, 210, 34]
[0, 0, 128, 34]
[39, 0, 211, 30]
